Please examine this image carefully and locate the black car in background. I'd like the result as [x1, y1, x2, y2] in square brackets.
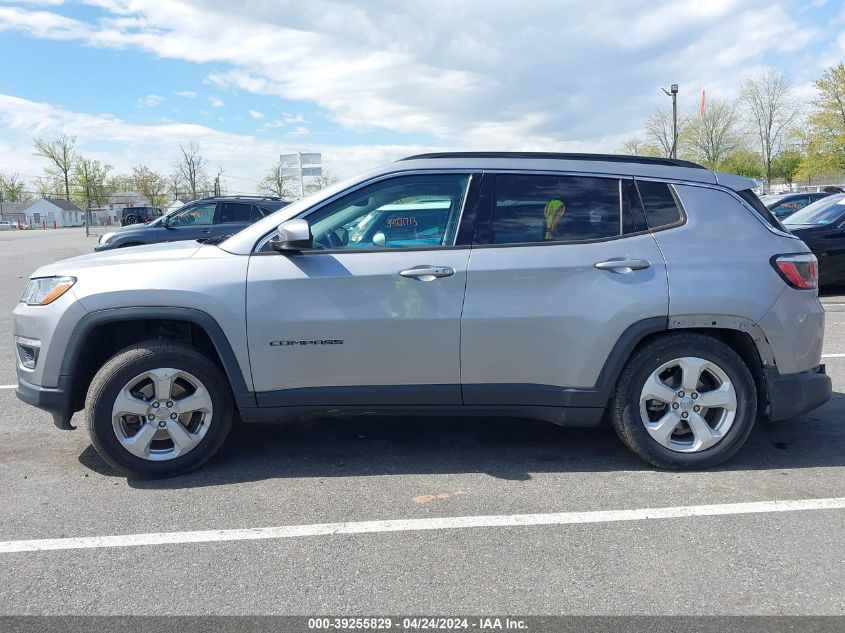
[784, 193, 845, 286]
[760, 191, 833, 220]
[120, 206, 163, 226]
[96, 196, 289, 251]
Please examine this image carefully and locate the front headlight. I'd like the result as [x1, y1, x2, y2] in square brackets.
[99, 232, 116, 244]
[20, 276, 77, 306]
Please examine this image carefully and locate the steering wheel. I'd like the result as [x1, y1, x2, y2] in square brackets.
[315, 228, 348, 249]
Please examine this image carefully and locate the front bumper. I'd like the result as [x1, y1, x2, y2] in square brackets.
[765, 364, 832, 422]
[16, 376, 75, 430]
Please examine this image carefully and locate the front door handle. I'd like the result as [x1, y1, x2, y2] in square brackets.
[201, 228, 213, 234]
[399, 266, 455, 280]
[594, 258, 651, 273]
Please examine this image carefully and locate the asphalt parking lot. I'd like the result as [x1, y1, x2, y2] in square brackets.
[0, 230, 843, 616]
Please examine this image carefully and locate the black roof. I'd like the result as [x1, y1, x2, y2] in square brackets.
[196, 195, 285, 202]
[398, 152, 706, 170]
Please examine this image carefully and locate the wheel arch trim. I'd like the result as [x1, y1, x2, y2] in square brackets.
[60, 307, 256, 411]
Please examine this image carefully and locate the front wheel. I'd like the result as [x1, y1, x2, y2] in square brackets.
[611, 333, 757, 470]
[85, 342, 233, 478]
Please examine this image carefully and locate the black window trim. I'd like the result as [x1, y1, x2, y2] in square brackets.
[471, 171, 647, 249]
[254, 170, 482, 255]
[633, 177, 689, 234]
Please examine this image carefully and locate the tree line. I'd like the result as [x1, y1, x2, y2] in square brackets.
[0, 139, 337, 208]
[623, 63, 845, 185]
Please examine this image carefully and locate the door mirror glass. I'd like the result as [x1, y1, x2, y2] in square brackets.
[272, 218, 312, 252]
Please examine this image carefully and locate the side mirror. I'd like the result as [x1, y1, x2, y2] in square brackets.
[271, 218, 312, 253]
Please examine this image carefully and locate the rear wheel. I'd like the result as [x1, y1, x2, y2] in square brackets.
[85, 342, 233, 478]
[611, 333, 757, 469]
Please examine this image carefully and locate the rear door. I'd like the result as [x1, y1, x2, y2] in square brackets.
[213, 201, 254, 238]
[460, 172, 668, 406]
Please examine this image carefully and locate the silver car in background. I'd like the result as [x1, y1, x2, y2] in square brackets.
[13, 152, 831, 478]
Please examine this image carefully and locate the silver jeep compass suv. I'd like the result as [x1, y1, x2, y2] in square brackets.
[13, 153, 831, 478]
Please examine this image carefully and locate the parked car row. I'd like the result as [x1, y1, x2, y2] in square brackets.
[96, 195, 290, 251]
[760, 191, 834, 220]
[783, 193, 845, 287]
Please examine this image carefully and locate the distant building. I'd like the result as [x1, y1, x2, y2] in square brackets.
[0, 201, 30, 225]
[25, 198, 84, 228]
[164, 199, 185, 214]
[106, 192, 151, 224]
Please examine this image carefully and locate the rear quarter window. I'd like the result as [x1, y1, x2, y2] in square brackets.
[736, 189, 785, 231]
[635, 180, 683, 229]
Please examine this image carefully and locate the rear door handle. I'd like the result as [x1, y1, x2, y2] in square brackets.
[399, 266, 455, 280]
[594, 259, 651, 272]
[201, 228, 213, 234]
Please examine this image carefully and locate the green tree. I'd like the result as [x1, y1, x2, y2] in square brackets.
[0, 172, 31, 203]
[33, 134, 76, 201]
[129, 165, 169, 206]
[73, 157, 113, 208]
[720, 150, 764, 179]
[771, 150, 803, 184]
[799, 62, 845, 177]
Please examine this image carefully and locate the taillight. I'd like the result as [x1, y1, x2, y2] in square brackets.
[772, 253, 818, 290]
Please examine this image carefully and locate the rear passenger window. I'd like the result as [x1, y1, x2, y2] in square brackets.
[490, 175, 621, 244]
[636, 180, 683, 229]
[219, 202, 252, 224]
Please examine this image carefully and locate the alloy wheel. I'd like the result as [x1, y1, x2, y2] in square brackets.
[111, 368, 213, 461]
[638, 356, 738, 453]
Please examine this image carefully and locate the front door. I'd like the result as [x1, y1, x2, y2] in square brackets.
[246, 172, 479, 406]
[162, 201, 218, 242]
[461, 173, 669, 405]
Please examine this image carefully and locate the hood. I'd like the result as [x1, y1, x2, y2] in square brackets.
[31, 240, 203, 277]
[786, 224, 831, 236]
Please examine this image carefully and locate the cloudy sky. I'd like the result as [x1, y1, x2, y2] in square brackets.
[0, 0, 842, 192]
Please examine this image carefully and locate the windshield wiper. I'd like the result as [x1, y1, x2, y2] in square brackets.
[198, 233, 233, 245]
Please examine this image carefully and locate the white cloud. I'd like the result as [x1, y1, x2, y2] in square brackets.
[174, 90, 196, 98]
[136, 94, 163, 107]
[288, 125, 309, 137]
[0, 0, 835, 172]
[0, 0, 829, 150]
[248, 109, 263, 119]
[0, 92, 434, 182]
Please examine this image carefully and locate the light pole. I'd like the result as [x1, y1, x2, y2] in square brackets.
[662, 83, 679, 159]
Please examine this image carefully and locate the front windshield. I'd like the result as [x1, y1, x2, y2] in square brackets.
[784, 195, 845, 226]
[147, 207, 181, 227]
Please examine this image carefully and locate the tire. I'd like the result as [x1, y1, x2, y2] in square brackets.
[85, 341, 233, 478]
[611, 333, 757, 470]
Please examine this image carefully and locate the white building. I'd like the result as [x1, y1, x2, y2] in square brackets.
[106, 192, 151, 224]
[25, 198, 84, 228]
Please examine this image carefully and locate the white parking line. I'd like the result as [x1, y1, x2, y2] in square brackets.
[0, 497, 843, 554]
[0, 385, 16, 390]
[822, 354, 845, 358]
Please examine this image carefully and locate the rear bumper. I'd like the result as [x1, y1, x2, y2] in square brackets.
[765, 365, 831, 422]
[15, 376, 75, 430]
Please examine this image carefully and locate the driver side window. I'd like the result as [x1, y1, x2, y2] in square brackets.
[169, 202, 216, 226]
[304, 174, 470, 250]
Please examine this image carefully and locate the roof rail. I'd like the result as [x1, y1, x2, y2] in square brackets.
[398, 152, 706, 170]
[196, 194, 283, 201]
